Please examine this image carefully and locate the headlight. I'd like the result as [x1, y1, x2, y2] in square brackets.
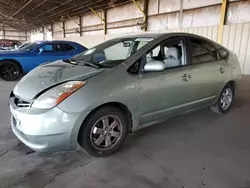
[32, 81, 86, 109]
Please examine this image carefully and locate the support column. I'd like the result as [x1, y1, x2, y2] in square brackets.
[143, 0, 149, 31]
[90, 8, 106, 35]
[25, 31, 27, 41]
[132, 0, 147, 31]
[103, 9, 107, 35]
[3, 24, 5, 39]
[79, 16, 82, 36]
[51, 24, 54, 39]
[42, 26, 45, 40]
[62, 21, 66, 38]
[218, 0, 228, 44]
[179, 0, 183, 28]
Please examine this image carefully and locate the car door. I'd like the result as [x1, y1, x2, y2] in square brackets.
[54, 43, 78, 59]
[139, 37, 197, 125]
[27, 43, 57, 69]
[187, 37, 228, 105]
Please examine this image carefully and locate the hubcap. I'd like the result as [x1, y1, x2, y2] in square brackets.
[220, 88, 233, 110]
[90, 115, 122, 149]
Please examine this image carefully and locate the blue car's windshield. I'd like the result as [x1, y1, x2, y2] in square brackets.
[19, 42, 39, 51]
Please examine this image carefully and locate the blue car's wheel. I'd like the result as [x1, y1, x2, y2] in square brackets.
[0, 60, 22, 81]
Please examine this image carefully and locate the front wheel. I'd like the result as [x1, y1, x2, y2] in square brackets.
[78, 106, 129, 157]
[0, 60, 22, 81]
[210, 84, 234, 113]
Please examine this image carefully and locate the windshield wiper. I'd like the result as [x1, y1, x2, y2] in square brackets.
[82, 61, 102, 69]
[67, 59, 102, 69]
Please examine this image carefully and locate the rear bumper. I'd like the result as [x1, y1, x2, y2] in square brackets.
[10, 104, 82, 152]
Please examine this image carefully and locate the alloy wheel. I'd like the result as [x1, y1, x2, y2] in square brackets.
[220, 88, 233, 110]
[90, 115, 122, 149]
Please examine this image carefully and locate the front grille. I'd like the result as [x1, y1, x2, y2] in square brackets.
[13, 95, 31, 108]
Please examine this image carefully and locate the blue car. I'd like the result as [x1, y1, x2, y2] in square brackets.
[0, 40, 87, 81]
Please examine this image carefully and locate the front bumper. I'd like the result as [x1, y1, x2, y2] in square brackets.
[10, 103, 82, 152]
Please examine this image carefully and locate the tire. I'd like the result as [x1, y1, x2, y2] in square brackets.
[78, 106, 129, 157]
[0, 60, 22, 81]
[210, 84, 234, 114]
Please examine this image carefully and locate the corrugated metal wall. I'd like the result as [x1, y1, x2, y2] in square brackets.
[47, 0, 250, 75]
[0, 25, 26, 42]
[57, 23, 250, 75]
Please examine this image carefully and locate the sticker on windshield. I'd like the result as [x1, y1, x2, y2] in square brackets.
[135, 38, 154, 42]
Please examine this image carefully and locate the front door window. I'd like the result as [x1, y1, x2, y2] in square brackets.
[145, 38, 186, 70]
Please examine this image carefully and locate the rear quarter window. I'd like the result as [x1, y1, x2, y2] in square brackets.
[189, 38, 219, 64]
[64, 43, 75, 51]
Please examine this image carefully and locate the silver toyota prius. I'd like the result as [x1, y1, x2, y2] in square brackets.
[9, 33, 241, 157]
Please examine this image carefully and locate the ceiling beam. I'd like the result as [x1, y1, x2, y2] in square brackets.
[0, 11, 38, 31]
[1, 22, 26, 31]
[3, 0, 33, 25]
[34, 0, 73, 18]
[51, 0, 112, 21]
[0, 0, 131, 31]
[47, 0, 63, 4]
[40, 0, 100, 21]
[0, 0, 16, 8]
[20, 0, 48, 18]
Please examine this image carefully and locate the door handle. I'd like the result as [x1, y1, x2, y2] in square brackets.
[182, 74, 191, 81]
[219, 67, 225, 73]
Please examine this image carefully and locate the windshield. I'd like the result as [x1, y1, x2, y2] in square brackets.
[72, 37, 153, 68]
[19, 42, 39, 51]
[18, 43, 30, 49]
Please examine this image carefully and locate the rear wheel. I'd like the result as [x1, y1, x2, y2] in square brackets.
[0, 60, 22, 81]
[78, 106, 129, 157]
[210, 84, 234, 113]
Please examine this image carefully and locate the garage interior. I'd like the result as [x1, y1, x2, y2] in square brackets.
[0, 0, 250, 187]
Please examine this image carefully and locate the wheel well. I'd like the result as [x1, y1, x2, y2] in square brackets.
[77, 102, 133, 142]
[226, 81, 236, 94]
[0, 59, 23, 73]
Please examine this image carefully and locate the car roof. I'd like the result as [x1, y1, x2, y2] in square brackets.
[114, 33, 164, 39]
[35, 40, 77, 44]
[114, 32, 208, 39]
[114, 32, 223, 47]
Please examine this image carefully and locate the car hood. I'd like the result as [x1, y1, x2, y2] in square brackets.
[0, 50, 25, 55]
[13, 60, 104, 100]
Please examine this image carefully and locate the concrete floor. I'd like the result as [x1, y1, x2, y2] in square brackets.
[0, 76, 250, 188]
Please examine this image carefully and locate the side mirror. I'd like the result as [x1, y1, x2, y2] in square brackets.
[39, 47, 44, 54]
[144, 60, 165, 72]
